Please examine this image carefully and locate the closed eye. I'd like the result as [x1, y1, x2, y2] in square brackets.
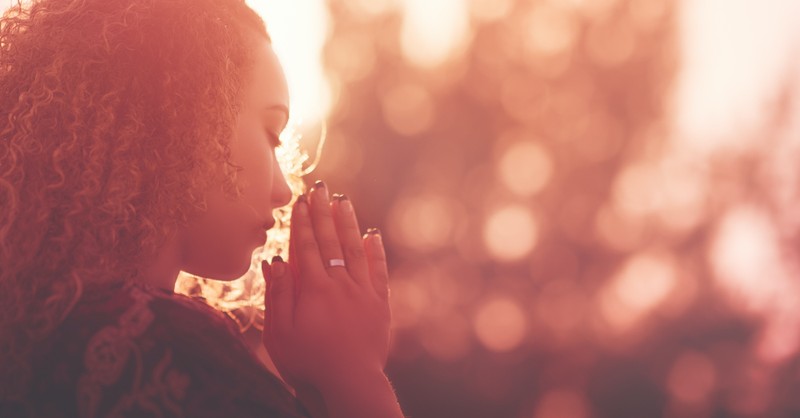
[267, 132, 282, 148]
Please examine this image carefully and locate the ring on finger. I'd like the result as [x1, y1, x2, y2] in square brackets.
[327, 258, 346, 268]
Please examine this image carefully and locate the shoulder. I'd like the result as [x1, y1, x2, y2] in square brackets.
[27, 280, 311, 418]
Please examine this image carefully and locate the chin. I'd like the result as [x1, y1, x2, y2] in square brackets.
[187, 251, 256, 282]
[220, 256, 256, 281]
[184, 231, 265, 281]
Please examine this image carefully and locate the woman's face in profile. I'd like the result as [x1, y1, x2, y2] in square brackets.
[180, 39, 293, 280]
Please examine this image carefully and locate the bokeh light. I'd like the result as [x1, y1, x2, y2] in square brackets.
[496, 140, 553, 197]
[599, 251, 677, 333]
[483, 205, 539, 262]
[12, 0, 800, 416]
[473, 296, 527, 352]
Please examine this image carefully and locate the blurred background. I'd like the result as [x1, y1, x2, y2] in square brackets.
[253, 0, 800, 416]
[7, 0, 800, 416]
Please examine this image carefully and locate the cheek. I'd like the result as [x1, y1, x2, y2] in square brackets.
[181, 194, 265, 280]
[232, 129, 274, 209]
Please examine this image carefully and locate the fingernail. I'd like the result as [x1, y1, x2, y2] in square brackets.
[271, 256, 285, 277]
[367, 228, 383, 248]
[313, 180, 328, 198]
[338, 195, 353, 213]
[296, 194, 308, 214]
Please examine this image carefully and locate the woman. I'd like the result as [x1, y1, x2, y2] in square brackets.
[0, 0, 405, 417]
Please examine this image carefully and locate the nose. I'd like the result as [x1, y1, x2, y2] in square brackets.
[271, 162, 293, 209]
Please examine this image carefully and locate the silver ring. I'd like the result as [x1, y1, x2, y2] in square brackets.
[327, 258, 346, 268]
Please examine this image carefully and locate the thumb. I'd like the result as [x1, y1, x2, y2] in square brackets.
[265, 255, 294, 333]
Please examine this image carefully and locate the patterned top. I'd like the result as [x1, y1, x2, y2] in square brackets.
[19, 280, 312, 418]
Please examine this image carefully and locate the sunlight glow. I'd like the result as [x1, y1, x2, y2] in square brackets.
[400, 0, 471, 68]
[247, 0, 331, 129]
[672, 0, 800, 155]
[178, 1, 331, 329]
[710, 206, 789, 313]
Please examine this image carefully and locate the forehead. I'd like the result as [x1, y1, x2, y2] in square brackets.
[245, 40, 290, 109]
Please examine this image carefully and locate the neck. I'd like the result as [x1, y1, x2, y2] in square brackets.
[135, 231, 182, 292]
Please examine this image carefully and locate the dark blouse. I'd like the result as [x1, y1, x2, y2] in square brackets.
[16, 280, 312, 418]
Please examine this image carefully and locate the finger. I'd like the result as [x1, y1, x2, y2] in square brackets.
[262, 259, 275, 334]
[290, 194, 328, 287]
[363, 228, 389, 301]
[331, 194, 370, 286]
[288, 199, 300, 296]
[308, 181, 348, 279]
[263, 256, 294, 342]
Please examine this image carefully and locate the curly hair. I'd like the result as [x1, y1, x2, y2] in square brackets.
[0, 0, 270, 399]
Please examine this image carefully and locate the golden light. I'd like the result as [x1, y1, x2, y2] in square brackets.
[473, 296, 527, 352]
[176, 1, 332, 330]
[400, 0, 471, 68]
[606, 154, 710, 239]
[497, 140, 553, 197]
[246, 0, 331, 127]
[483, 205, 539, 262]
[671, 0, 800, 156]
[599, 251, 677, 333]
[709, 206, 788, 313]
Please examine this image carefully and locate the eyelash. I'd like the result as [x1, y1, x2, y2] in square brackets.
[267, 132, 281, 148]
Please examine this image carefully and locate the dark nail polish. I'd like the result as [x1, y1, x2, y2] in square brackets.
[367, 227, 381, 236]
[332, 193, 348, 201]
[297, 194, 307, 204]
[314, 180, 326, 191]
[271, 255, 283, 263]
